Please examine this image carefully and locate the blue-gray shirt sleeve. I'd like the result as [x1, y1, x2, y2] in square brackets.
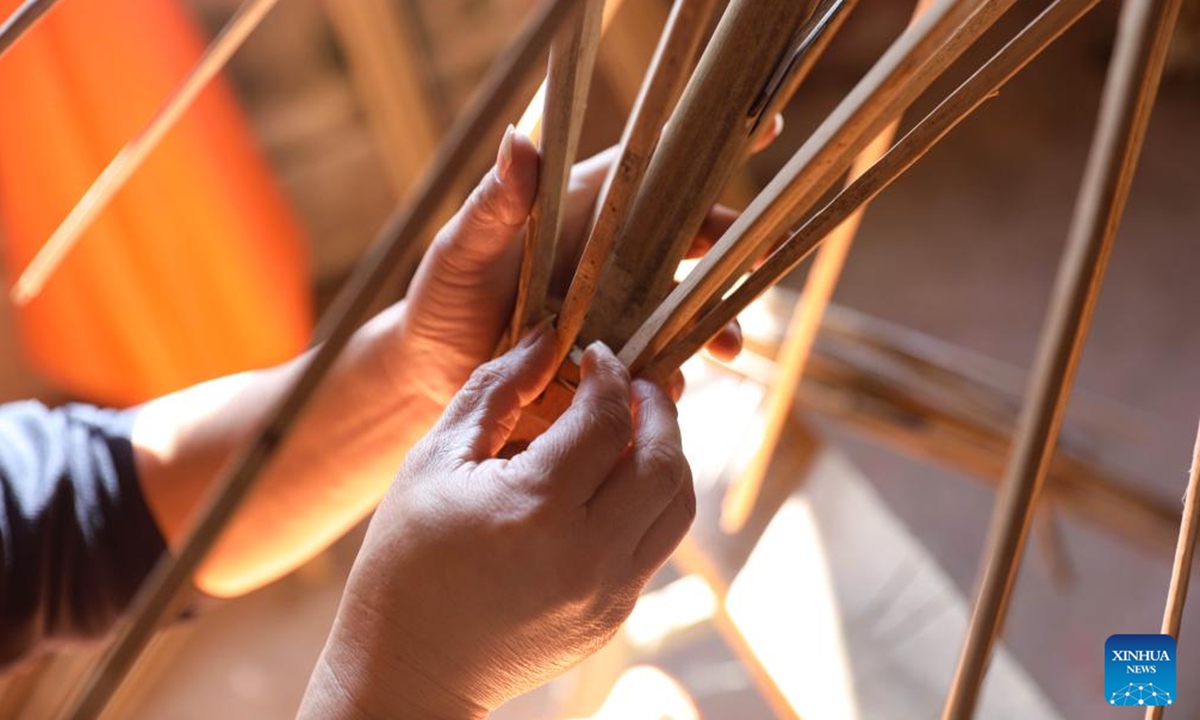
[0, 401, 166, 666]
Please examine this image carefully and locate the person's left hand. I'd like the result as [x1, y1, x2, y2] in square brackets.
[383, 127, 746, 414]
[299, 333, 694, 720]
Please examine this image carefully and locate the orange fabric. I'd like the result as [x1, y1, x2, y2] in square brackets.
[0, 0, 312, 407]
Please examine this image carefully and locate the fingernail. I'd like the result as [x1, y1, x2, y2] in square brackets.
[518, 314, 557, 349]
[773, 113, 785, 136]
[585, 340, 614, 362]
[495, 124, 516, 182]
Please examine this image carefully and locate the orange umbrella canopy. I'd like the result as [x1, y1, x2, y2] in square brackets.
[0, 0, 312, 407]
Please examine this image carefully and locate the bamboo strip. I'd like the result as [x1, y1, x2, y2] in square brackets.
[579, 0, 825, 349]
[718, 140, 890, 534]
[1145, 422, 1200, 720]
[620, 0, 1009, 370]
[719, 0, 935, 535]
[746, 0, 856, 149]
[10, 0, 285, 305]
[941, 0, 1184, 715]
[0, 0, 56, 58]
[56, 2, 586, 718]
[516, 0, 630, 141]
[646, 0, 1105, 378]
[555, 0, 722, 361]
[509, 0, 606, 343]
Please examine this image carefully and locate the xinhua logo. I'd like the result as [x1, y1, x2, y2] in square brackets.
[1105, 634, 1176, 707]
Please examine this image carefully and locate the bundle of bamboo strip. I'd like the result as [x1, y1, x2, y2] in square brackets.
[0, 0, 1188, 716]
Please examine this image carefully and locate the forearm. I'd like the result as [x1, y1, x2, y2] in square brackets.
[132, 302, 443, 597]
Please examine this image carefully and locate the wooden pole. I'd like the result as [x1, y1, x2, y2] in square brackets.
[509, 0, 606, 343]
[719, 0, 935, 535]
[9, 0, 286, 305]
[56, 1, 585, 718]
[0, 0, 57, 58]
[1145, 422, 1200, 720]
[578, 0, 826, 349]
[555, 0, 723, 360]
[619, 0, 1009, 370]
[645, 0, 1106, 378]
[941, 0, 1183, 715]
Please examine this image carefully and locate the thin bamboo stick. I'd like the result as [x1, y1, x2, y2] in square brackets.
[1145, 422, 1200, 720]
[579, 0, 828, 349]
[719, 0, 935, 535]
[516, 0, 629, 141]
[721, 139, 891, 533]
[941, 0, 1183, 714]
[645, 0, 1106, 379]
[509, 0, 606, 343]
[555, 0, 722, 361]
[619, 0, 1010, 370]
[9, 0, 286, 305]
[56, 2, 586, 718]
[746, 0, 856, 149]
[0, 0, 57, 58]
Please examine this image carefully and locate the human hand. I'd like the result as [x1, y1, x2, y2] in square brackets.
[298, 329, 694, 720]
[385, 128, 747, 413]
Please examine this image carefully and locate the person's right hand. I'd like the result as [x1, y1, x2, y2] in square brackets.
[297, 326, 695, 720]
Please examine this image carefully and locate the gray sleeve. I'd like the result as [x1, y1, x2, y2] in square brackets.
[0, 401, 166, 667]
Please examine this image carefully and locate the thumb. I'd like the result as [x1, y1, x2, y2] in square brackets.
[432, 319, 559, 462]
[431, 125, 540, 271]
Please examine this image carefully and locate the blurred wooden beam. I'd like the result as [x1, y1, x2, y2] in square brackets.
[322, 0, 442, 197]
[731, 297, 1182, 557]
[596, 0, 671, 114]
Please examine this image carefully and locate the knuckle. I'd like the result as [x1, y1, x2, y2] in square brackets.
[465, 180, 522, 231]
[641, 443, 688, 497]
[464, 362, 511, 401]
[481, 380, 521, 421]
[453, 362, 522, 427]
[600, 353, 632, 386]
[427, 225, 481, 275]
[592, 588, 639, 636]
[590, 394, 633, 449]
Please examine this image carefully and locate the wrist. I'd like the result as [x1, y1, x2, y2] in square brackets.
[350, 300, 453, 421]
[302, 617, 488, 720]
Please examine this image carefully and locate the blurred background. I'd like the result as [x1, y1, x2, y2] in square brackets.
[0, 0, 1198, 718]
